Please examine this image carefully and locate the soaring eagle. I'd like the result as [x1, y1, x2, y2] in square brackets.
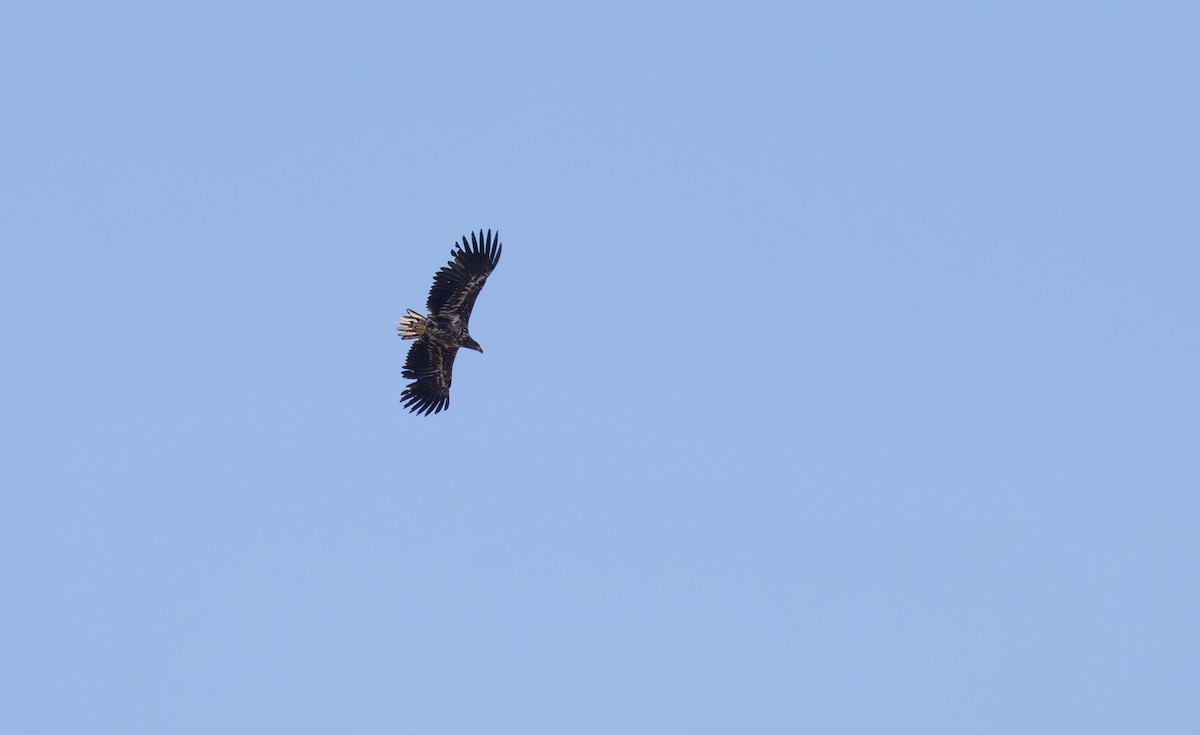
[397, 229, 502, 415]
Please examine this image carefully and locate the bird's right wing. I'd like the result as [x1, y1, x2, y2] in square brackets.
[425, 229, 502, 325]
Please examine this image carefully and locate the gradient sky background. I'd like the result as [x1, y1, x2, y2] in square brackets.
[3, 2, 1198, 733]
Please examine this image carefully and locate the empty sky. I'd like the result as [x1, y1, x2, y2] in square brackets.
[3, 2, 1198, 733]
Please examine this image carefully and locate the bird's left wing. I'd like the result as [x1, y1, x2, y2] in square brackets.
[400, 338, 458, 415]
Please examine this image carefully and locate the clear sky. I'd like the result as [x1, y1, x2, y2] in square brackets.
[2, 2, 1198, 733]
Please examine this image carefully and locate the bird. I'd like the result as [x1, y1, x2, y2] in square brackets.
[397, 229, 502, 415]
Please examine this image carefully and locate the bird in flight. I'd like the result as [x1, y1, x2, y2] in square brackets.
[397, 229, 502, 415]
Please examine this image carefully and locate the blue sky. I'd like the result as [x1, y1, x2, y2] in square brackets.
[3, 2, 1198, 733]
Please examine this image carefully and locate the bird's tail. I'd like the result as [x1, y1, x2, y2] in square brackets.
[397, 309, 428, 340]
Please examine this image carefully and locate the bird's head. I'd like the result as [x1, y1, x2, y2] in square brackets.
[462, 336, 483, 353]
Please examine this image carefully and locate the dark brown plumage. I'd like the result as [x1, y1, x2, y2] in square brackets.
[397, 230, 502, 415]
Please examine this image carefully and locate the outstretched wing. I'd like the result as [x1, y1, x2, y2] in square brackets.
[400, 338, 458, 415]
[426, 229, 502, 322]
